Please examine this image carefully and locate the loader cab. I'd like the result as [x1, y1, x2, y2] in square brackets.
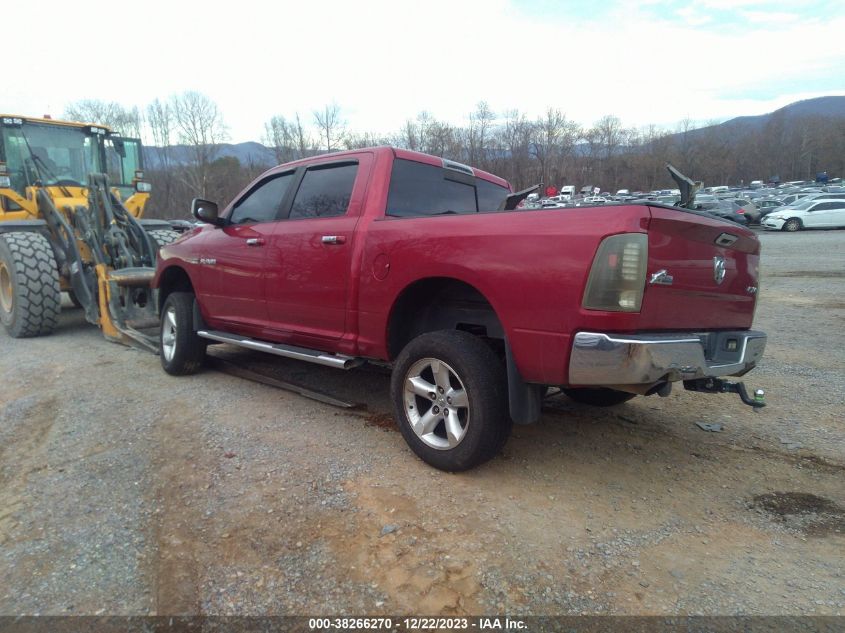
[0, 115, 148, 216]
[105, 136, 145, 201]
[0, 116, 108, 192]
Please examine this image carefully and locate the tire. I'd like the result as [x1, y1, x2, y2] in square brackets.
[782, 218, 802, 232]
[67, 289, 83, 309]
[562, 388, 636, 407]
[0, 232, 61, 338]
[160, 292, 206, 375]
[148, 229, 181, 250]
[391, 330, 511, 471]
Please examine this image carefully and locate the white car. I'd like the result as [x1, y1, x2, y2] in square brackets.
[762, 198, 845, 232]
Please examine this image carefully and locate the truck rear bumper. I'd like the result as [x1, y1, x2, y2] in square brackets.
[568, 330, 767, 387]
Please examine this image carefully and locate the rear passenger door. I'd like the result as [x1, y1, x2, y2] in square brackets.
[263, 154, 371, 343]
[811, 202, 843, 227]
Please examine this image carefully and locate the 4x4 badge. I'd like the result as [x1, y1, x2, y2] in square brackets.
[713, 256, 726, 285]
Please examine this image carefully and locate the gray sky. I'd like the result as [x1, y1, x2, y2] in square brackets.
[7, 0, 845, 143]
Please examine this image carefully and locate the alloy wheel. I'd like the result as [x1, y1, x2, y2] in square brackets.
[403, 357, 470, 450]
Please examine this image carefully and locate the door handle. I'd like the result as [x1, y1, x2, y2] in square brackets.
[246, 238, 265, 247]
[321, 235, 346, 245]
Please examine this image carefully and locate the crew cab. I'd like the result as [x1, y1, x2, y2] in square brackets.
[153, 147, 767, 471]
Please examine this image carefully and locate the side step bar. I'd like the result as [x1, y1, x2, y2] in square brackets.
[197, 330, 363, 370]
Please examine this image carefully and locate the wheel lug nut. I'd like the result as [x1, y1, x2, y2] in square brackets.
[446, 396, 452, 404]
[433, 406, 440, 414]
[429, 392, 436, 400]
[438, 387, 444, 394]
[444, 408, 449, 415]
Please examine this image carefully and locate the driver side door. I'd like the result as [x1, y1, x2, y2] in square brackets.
[200, 171, 295, 334]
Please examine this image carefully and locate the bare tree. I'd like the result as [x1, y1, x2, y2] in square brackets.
[64, 100, 142, 137]
[400, 118, 420, 150]
[144, 98, 177, 215]
[467, 101, 495, 168]
[530, 108, 570, 186]
[496, 109, 534, 185]
[171, 91, 229, 198]
[313, 103, 346, 152]
[146, 99, 173, 151]
[264, 115, 298, 164]
[264, 113, 317, 162]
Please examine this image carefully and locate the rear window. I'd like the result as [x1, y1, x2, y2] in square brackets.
[386, 159, 508, 217]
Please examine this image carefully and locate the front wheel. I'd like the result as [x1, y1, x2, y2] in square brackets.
[782, 218, 802, 232]
[562, 387, 636, 407]
[391, 330, 511, 471]
[160, 292, 206, 375]
[0, 232, 61, 338]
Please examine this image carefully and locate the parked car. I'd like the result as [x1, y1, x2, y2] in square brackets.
[696, 200, 749, 225]
[779, 193, 813, 206]
[153, 147, 767, 471]
[731, 198, 762, 224]
[656, 195, 680, 206]
[762, 199, 845, 231]
[756, 199, 784, 219]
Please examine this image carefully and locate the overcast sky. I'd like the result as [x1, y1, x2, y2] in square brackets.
[7, 0, 845, 143]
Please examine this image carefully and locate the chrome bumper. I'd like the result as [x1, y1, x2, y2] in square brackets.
[568, 330, 767, 386]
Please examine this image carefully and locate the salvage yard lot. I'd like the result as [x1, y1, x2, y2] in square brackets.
[1, 230, 843, 616]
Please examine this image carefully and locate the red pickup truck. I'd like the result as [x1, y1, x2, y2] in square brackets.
[153, 147, 766, 471]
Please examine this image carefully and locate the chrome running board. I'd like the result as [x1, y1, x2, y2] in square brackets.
[197, 330, 363, 370]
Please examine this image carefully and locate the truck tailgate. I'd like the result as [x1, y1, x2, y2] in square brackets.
[638, 207, 760, 331]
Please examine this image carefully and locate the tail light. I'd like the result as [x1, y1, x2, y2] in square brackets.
[582, 233, 648, 312]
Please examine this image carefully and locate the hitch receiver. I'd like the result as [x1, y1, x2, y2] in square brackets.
[684, 378, 766, 409]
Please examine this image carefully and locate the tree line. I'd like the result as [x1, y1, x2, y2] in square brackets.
[64, 93, 845, 220]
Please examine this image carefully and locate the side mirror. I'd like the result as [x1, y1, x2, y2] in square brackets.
[192, 198, 224, 226]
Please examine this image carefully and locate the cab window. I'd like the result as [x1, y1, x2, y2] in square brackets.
[229, 172, 294, 225]
[289, 162, 358, 219]
[386, 158, 509, 217]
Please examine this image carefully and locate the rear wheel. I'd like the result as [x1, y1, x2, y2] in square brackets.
[160, 292, 206, 375]
[782, 218, 802, 232]
[562, 387, 636, 407]
[391, 330, 511, 471]
[0, 232, 61, 338]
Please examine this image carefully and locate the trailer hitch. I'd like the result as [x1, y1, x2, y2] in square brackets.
[683, 378, 766, 409]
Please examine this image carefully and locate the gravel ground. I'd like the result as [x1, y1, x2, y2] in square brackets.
[0, 228, 843, 616]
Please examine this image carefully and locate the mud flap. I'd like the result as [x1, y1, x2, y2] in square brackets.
[505, 340, 544, 425]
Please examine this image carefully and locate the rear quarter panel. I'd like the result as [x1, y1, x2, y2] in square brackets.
[356, 206, 650, 384]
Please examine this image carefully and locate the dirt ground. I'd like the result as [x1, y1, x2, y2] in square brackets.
[0, 229, 843, 617]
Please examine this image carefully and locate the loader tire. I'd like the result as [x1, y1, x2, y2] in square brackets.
[148, 229, 181, 251]
[67, 289, 83, 309]
[0, 232, 61, 338]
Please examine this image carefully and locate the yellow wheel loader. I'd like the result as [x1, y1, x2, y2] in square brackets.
[0, 114, 179, 350]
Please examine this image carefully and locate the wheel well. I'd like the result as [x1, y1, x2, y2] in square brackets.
[387, 278, 504, 360]
[157, 266, 194, 314]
